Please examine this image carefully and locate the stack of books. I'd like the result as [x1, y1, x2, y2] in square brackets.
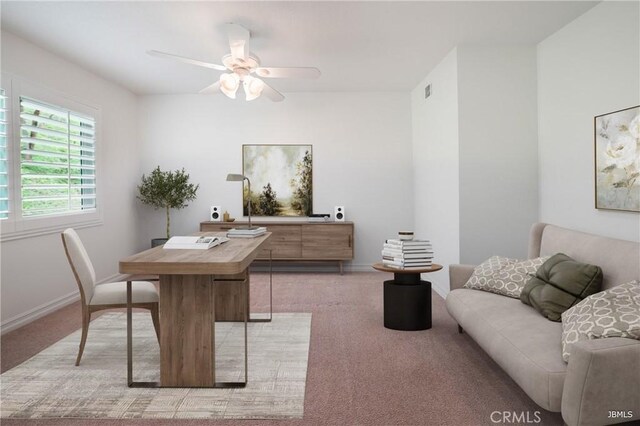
[227, 226, 267, 238]
[382, 239, 433, 269]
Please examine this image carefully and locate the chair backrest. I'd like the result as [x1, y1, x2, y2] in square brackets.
[528, 223, 640, 290]
[61, 228, 96, 303]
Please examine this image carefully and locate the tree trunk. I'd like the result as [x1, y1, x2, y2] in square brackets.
[166, 206, 170, 238]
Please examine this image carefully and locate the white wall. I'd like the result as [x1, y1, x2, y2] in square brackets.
[0, 31, 141, 331]
[411, 49, 460, 297]
[137, 92, 414, 270]
[457, 46, 539, 263]
[538, 1, 640, 241]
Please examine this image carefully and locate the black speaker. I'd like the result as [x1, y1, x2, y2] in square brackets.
[210, 206, 222, 222]
[334, 206, 345, 222]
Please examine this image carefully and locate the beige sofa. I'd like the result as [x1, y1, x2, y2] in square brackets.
[446, 223, 640, 426]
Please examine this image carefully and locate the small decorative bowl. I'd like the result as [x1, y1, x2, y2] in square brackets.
[398, 231, 414, 241]
[226, 218, 236, 222]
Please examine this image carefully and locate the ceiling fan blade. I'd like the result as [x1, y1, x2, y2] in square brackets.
[255, 67, 321, 79]
[225, 23, 250, 62]
[199, 81, 221, 95]
[147, 50, 226, 71]
[261, 82, 284, 102]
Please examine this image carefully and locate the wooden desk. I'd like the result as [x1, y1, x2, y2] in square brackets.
[119, 232, 271, 388]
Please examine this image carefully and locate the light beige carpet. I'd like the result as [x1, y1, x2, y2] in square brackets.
[1, 312, 311, 420]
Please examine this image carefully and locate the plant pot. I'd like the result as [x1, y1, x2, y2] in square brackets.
[151, 238, 168, 248]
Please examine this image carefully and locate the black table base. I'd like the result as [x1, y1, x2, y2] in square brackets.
[383, 272, 432, 331]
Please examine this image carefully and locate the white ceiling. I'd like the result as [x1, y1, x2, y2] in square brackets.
[1, 1, 598, 95]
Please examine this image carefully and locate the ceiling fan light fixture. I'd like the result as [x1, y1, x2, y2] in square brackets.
[219, 73, 240, 99]
[244, 76, 265, 101]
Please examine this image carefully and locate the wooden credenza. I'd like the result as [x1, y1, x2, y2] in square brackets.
[200, 221, 354, 273]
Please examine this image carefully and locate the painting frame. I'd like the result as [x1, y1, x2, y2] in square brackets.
[594, 105, 640, 212]
[242, 144, 313, 217]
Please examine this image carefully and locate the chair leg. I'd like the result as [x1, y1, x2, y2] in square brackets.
[150, 304, 160, 343]
[76, 308, 91, 366]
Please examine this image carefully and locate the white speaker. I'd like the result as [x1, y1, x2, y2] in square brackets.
[210, 206, 222, 222]
[334, 206, 345, 222]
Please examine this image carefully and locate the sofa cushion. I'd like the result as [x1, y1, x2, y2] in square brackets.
[464, 255, 516, 291]
[561, 280, 640, 362]
[521, 253, 603, 322]
[464, 256, 549, 298]
[446, 289, 566, 411]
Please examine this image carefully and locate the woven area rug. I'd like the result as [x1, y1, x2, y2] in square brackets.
[1, 312, 311, 420]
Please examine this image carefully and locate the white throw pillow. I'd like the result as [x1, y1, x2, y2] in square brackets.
[561, 280, 640, 362]
[463, 255, 549, 299]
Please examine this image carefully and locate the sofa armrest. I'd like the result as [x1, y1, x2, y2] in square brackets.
[562, 338, 640, 426]
[448, 264, 475, 290]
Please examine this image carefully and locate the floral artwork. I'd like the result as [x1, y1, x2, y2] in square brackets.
[242, 145, 312, 216]
[595, 106, 640, 212]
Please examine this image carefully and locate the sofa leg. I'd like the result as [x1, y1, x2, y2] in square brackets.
[457, 324, 464, 334]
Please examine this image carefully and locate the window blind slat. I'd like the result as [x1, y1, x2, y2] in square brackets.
[20, 99, 69, 120]
[21, 124, 71, 140]
[21, 137, 95, 153]
[20, 112, 67, 129]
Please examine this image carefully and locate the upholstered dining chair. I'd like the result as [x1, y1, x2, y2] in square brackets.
[61, 228, 160, 366]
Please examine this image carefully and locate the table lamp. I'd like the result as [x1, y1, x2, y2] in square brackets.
[226, 173, 257, 230]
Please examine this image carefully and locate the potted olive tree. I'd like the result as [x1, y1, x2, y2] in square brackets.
[137, 166, 199, 247]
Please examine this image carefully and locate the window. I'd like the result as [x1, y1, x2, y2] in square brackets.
[0, 75, 102, 241]
[0, 89, 8, 220]
[19, 97, 96, 217]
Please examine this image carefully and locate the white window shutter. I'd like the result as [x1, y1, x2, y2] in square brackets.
[19, 96, 96, 217]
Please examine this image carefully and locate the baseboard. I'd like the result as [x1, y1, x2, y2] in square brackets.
[0, 273, 122, 335]
[431, 281, 449, 300]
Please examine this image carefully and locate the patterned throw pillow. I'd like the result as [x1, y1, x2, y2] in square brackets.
[463, 255, 549, 299]
[464, 255, 516, 292]
[561, 281, 640, 362]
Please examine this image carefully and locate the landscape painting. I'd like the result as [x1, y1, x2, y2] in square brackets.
[595, 106, 640, 212]
[242, 144, 312, 216]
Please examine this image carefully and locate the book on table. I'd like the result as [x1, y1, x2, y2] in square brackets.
[163, 236, 230, 250]
[383, 243, 432, 251]
[227, 226, 267, 238]
[381, 250, 434, 259]
[382, 262, 433, 270]
[382, 254, 433, 263]
[385, 239, 432, 247]
[383, 259, 432, 268]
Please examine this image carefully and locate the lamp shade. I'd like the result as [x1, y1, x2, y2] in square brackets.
[219, 73, 240, 99]
[226, 173, 247, 182]
[244, 76, 265, 101]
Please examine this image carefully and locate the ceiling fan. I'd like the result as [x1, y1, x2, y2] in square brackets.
[148, 23, 321, 102]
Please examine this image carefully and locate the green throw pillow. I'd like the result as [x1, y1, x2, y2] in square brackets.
[520, 253, 603, 322]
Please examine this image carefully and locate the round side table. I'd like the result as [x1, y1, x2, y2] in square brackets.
[372, 262, 443, 331]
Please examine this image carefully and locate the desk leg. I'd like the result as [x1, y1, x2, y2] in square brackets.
[212, 274, 248, 388]
[250, 248, 273, 323]
[159, 275, 215, 387]
[127, 281, 160, 388]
